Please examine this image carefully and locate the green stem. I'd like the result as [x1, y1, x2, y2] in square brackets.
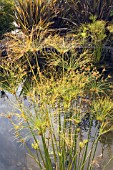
[41, 133, 53, 170]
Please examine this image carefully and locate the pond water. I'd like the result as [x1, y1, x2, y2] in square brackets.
[0, 92, 39, 170]
[0, 91, 113, 170]
[80, 119, 113, 170]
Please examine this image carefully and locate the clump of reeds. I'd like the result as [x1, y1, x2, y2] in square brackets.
[1, 34, 113, 170]
[0, 1, 113, 169]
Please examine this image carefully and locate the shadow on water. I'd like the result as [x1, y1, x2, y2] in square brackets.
[0, 90, 113, 170]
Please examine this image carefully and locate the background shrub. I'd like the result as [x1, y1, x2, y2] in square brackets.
[0, 0, 14, 38]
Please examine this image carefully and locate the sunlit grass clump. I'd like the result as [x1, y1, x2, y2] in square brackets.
[1, 35, 113, 169]
[0, 0, 113, 169]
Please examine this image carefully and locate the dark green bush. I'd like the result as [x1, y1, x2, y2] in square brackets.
[0, 0, 14, 38]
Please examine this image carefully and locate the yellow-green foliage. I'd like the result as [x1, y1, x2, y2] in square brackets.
[79, 17, 107, 62]
[1, 34, 113, 169]
[1, 3, 113, 168]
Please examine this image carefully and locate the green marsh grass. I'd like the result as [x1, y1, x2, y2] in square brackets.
[1, 4, 113, 168]
[1, 37, 113, 169]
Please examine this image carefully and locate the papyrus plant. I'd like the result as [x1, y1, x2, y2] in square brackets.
[1, 12, 113, 169]
[1, 45, 113, 170]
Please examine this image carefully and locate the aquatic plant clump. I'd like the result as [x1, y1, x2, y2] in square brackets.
[1, 0, 113, 169]
[1, 45, 113, 170]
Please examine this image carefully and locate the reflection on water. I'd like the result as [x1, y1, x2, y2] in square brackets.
[0, 91, 113, 170]
[78, 115, 113, 170]
[0, 92, 38, 170]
